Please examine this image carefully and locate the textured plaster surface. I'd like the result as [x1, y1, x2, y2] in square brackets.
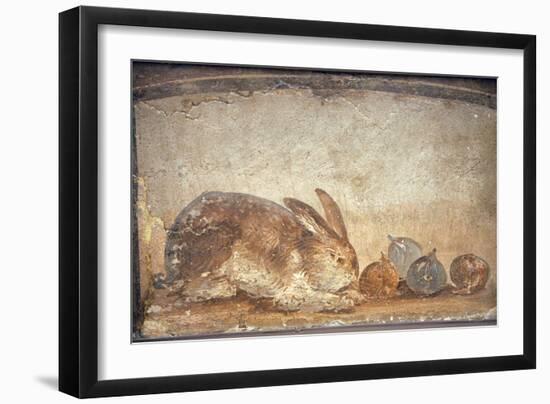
[133, 65, 497, 339]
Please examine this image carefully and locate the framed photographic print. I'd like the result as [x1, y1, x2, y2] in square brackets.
[59, 6, 536, 398]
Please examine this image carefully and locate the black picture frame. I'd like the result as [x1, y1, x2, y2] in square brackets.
[59, 5, 536, 398]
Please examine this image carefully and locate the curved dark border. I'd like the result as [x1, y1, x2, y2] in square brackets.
[59, 6, 536, 398]
[132, 60, 497, 108]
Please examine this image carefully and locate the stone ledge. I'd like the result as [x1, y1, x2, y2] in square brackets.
[137, 286, 496, 341]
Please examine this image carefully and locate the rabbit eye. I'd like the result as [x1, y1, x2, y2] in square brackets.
[329, 252, 336, 258]
[337, 257, 345, 264]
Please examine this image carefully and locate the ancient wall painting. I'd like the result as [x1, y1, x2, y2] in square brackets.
[132, 61, 497, 341]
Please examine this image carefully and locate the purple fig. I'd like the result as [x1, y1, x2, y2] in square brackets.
[388, 234, 423, 279]
[406, 249, 447, 296]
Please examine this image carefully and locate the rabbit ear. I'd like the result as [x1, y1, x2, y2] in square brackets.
[315, 188, 348, 241]
[283, 197, 339, 238]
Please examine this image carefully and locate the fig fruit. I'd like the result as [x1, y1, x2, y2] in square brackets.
[406, 248, 447, 296]
[359, 252, 399, 299]
[450, 254, 490, 295]
[387, 235, 423, 279]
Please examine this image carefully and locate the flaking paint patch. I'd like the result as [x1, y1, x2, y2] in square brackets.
[136, 176, 167, 303]
[136, 176, 166, 243]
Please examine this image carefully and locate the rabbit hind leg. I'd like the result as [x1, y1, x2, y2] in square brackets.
[180, 274, 237, 302]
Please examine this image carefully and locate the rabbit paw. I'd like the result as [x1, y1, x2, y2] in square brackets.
[274, 290, 354, 313]
[341, 288, 366, 305]
[314, 293, 355, 313]
[330, 294, 355, 312]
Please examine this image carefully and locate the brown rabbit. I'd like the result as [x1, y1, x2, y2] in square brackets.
[158, 189, 362, 312]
